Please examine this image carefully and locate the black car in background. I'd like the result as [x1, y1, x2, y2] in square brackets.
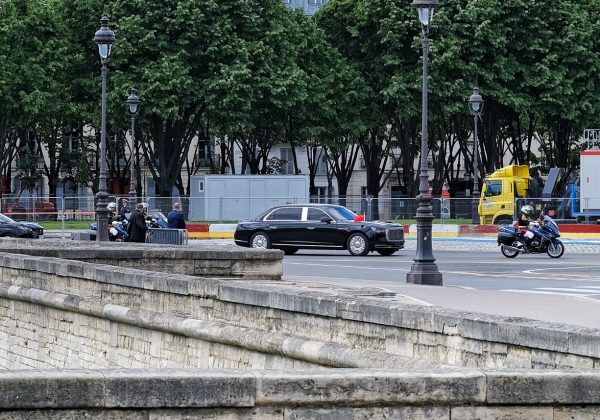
[0, 213, 44, 239]
[234, 204, 405, 256]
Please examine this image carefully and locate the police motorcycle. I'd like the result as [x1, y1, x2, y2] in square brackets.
[146, 211, 169, 229]
[89, 202, 129, 241]
[497, 209, 564, 258]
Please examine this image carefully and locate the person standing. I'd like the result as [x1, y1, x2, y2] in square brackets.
[167, 202, 186, 229]
[119, 198, 131, 221]
[127, 202, 147, 243]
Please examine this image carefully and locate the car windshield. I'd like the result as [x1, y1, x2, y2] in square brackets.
[0, 214, 15, 223]
[328, 206, 358, 221]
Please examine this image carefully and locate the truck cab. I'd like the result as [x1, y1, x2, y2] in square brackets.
[478, 165, 530, 225]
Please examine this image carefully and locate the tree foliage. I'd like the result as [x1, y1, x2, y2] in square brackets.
[1, 0, 600, 200]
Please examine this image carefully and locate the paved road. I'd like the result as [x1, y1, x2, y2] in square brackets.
[283, 239, 600, 295]
[279, 239, 600, 328]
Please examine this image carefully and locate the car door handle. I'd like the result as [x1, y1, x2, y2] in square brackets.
[307, 227, 315, 230]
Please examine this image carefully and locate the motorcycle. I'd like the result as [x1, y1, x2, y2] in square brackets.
[497, 215, 565, 258]
[146, 212, 169, 229]
[89, 219, 129, 242]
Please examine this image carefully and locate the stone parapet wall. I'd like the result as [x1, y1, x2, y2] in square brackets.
[1, 369, 600, 419]
[0, 239, 283, 279]
[0, 283, 426, 370]
[0, 250, 598, 371]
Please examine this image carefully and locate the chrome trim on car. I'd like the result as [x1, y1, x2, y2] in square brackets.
[385, 229, 404, 241]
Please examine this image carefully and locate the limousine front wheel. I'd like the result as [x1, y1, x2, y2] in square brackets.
[347, 233, 369, 256]
[250, 232, 271, 249]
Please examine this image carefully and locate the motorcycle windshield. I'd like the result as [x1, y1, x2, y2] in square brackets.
[543, 216, 560, 235]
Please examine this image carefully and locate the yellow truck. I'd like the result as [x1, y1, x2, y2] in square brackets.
[478, 165, 532, 225]
[478, 150, 600, 224]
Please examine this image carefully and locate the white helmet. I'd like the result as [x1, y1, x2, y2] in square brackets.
[107, 202, 117, 211]
[520, 205, 534, 216]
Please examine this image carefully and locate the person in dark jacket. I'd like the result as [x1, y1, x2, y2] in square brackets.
[127, 202, 147, 243]
[119, 198, 131, 222]
[167, 202, 186, 229]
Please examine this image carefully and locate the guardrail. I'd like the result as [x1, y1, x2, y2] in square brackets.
[146, 228, 188, 245]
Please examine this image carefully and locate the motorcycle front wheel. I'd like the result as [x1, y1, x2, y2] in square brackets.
[501, 242, 520, 258]
[547, 240, 565, 258]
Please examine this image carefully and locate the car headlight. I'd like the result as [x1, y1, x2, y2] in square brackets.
[18, 226, 32, 232]
[370, 226, 386, 233]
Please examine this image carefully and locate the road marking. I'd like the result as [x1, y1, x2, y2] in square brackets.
[500, 289, 600, 302]
[537, 287, 600, 294]
[393, 294, 434, 306]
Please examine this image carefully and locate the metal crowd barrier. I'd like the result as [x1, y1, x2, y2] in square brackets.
[145, 228, 188, 245]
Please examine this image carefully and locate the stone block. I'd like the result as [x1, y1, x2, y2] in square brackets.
[499, 320, 571, 354]
[531, 349, 593, 369]
[451, 406, 553, 419]
[255, 369, 485, 405]
[554, 406, 600, 420]
[486, 370, 600, 404]
[284, 406, 450, 420]
[103, 369, 256, 408]
[0, 370, 105, 409]
[568, 329, 600, 359]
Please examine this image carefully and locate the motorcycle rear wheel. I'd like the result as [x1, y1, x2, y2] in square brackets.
[501, 242, 520, 258]
[547, 241, 565, 258]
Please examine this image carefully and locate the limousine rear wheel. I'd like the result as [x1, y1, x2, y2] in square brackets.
[250, 232, 271, 249]
[347, 233, 369, 256]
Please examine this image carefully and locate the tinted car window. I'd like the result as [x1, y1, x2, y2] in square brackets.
[265, 207, 302, 221]
[307, 208, 328, 221]
[328, 206, 357, 221]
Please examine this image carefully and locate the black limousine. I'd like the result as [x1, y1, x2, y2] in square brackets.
[234, 204, 404, 256]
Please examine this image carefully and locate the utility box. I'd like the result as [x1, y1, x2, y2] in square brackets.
[580, 150, 600, 210]
[189, 175, 310, 222]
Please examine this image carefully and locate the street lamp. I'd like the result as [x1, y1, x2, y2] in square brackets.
[93, 16, 116, 242]
[406, 0, 442, 286]
[127, 89, 141, 207]
[468, 87, 484, 224]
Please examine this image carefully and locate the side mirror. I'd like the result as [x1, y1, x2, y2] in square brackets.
[320, 216, 332, 223]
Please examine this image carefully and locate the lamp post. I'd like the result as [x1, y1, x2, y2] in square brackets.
[127, 89, 141, 207]
[468, 87, 483, 224]
[406, 0, 442, 286]
[93, 16, 116, 242]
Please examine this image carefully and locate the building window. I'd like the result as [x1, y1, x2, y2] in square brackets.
[280, 148, 295, 174]
[316, 151, 327, 175]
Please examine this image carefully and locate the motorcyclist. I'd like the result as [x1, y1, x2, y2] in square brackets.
[107, 202, 117, 224]
[513, 205, 541, 245]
